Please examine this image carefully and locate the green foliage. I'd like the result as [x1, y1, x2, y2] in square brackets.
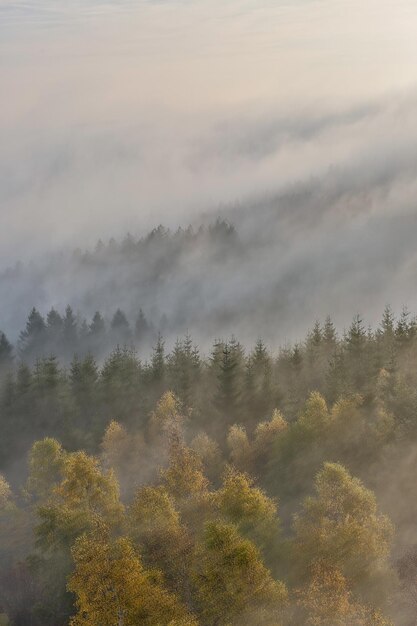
[192, 521, 288, 625]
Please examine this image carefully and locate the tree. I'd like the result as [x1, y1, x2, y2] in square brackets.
[46, 308, 63, 348]
[192, 521, 287, 625]
[89, 311, 106, 354]
[293, 463, 394, 605]
[161, 429, 210, 530]
[62, 306, 78, 358]
[245, 339, 274, 422]
[190, 433, 222, 484]
[323, 316, 337, 347]
[19, 307, 46, 361]
[227, 425, 252, 472]
[101, 347, 142, 424]
[0, 332, 13, 372]
[129, 485, 192, 598]
[215, 467, 281, 563]
[214, 339, 244, 423]
[134, 309, 150, 345]
[149, 333, 166, 398]
[70, 353, 98, 394]
[0, 475, 12, 511]
[252, 409, 287, 473]
[68, 525, 196, 626]
[111, 309, 131, 346]
[295, 561, 392, 626]
[396, 306, 411, 346]
[167, 334, 201, 409]
[26, 438, 66, 501]
[380, 306, 395, 337]
[36, 450, 124, 552]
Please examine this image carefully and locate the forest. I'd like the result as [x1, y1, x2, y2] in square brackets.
[2, 306, 417, 625]
[4, 0, 417, 623]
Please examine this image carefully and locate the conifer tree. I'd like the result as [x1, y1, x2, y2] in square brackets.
[323, 315, 337, 346]
[111, 309, 131, 346]
[0, 331, 13, 372]
[214, 338, 244, 423]
[134, 308, 150, 344]
[19, 307, 46, 361]
[89, 311, 106, 337]
[62, 305, 78, 358]
[46, 307, 63, 347]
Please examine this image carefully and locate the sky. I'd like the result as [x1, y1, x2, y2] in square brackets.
[1, 0, 417, 341]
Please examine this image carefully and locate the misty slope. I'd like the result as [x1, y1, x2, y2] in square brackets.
[2, 143, 417, 353]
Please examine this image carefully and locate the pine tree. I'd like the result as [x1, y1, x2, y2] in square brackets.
[0, 332, 13, 371]
[88, 311, 106, 356]
[134, 308, 150, 344]
[62, 305, 78, 358]
[168, 334, 200, 408]
[215, 341, 241, 423]
[380, 305, 395, 337]
[101, 347, 142, 424]
[89, 311, 106, 337]
[111, 309, 131, 346]
[19, 307, 46, 361]
[396, 306, 411, 346]
[245, 339, 273, 422]
[46, 308, 63, 343]
[148, 333, 166, 398]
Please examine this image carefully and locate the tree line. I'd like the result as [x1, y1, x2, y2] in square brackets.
[0, 305, 156, 366]
[0, 219, 240, 358]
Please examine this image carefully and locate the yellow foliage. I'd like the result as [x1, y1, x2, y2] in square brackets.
[101, 420, 131, 470]
[149, 391, 184, 440]
[68, 526, 197, 626]
[293, 463, 393, 592]
[254, 410, 287, 449]
[298, 392, 331, 433]
[160, 436, 212, 529]
[26, 437, 65, 500]
[296, 561, 393, 626]
[161, 438, 209, 502]
[227, 424, 253, 471]
[130, 485, 181, 536]
[190, 433, 223, 481]
[57, 452, 123, 521]
[216, 467, 279, 549]
[129, 485, 193, 595]
[0, 475, 12, 511]
[36, 450, 124, 550]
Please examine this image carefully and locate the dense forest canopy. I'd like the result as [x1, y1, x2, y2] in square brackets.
[2, 306, 417, 624]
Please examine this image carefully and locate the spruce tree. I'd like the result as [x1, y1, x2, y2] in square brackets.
[62, 305, 78, 358]
[19, 307, 46, 362]
[0, 332, 13, 371]
[134, 308, 150, 344]
[111, 308, 131, 346]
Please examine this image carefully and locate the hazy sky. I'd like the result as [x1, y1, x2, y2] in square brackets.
[1, 0, 417, 262]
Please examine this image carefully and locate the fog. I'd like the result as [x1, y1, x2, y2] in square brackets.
[1, 0, 417, 345]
